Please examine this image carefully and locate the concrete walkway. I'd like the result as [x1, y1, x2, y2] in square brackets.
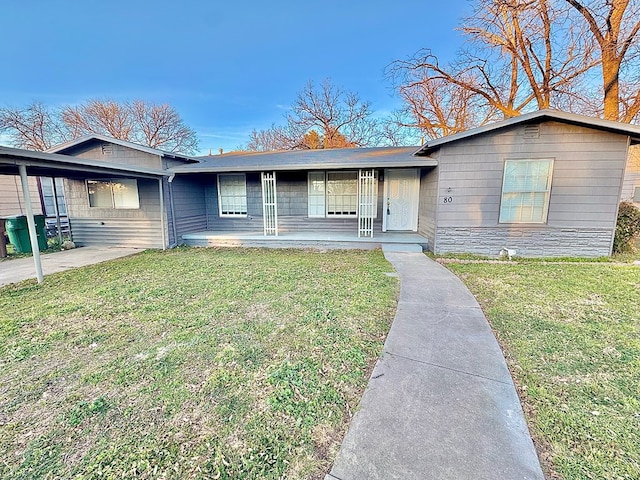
[0, 246, 143, 287]
[326, 248, 544, 480]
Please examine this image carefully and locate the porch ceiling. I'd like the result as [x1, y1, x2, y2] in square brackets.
[170, 146, 437, 174]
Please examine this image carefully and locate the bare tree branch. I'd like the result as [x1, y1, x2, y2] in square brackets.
[1, 99, 199, 154]
[244, 79, 379, 151]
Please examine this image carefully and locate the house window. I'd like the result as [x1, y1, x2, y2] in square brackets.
[307, 171, 377, 218]
[634, 186, 640, 203]
[308, 172, 326, 217]
[327, 171, 358, 216]
[87, 179, 140, 209]
[218, 174, 247, 216]
[499, 159, 553, 223]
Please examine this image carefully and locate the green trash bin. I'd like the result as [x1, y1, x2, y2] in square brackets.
[5, 215, 48, 253]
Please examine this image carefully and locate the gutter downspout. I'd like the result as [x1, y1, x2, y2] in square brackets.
[168, 174, 178, 248]
[18, 164, 44, 283]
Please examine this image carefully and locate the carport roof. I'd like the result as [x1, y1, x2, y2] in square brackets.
[0, 145, 168, 178]
[169, 146, 436, 173]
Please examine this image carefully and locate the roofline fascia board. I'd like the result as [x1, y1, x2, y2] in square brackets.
[169, 161, 438, 174]
[0, 161, 168, 179]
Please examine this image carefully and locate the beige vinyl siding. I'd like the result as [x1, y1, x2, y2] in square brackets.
[0, 175, 43, 217]
[433, 121, 629, 257]
[65, 177, 163, 248]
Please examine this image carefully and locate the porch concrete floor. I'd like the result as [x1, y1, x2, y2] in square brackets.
[181, 230, 428, 250]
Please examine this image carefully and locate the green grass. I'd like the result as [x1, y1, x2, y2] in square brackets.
[0, 247, 398, 479]
[446, 261, 640, 480]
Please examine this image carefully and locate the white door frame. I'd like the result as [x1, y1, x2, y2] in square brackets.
[382, 168, 420, 232]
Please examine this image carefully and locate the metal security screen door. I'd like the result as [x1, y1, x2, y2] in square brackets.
[358, 169, 376, 237]
[384, 169, 419, 231]
[261, 172, 278, 236]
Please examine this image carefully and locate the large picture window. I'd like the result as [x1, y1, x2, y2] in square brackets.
[87, 179, 139, 209]
[307, 171, 378, 218]
[218, 174, 247, 216]
[499, 159, 553, 223]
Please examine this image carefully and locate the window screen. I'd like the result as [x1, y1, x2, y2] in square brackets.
[499, 159, 553, 223]
[218, 174, 248, 216]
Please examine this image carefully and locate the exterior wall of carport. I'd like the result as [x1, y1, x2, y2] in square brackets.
[200, 170, 386, 235]
[430, 121, 629, 257]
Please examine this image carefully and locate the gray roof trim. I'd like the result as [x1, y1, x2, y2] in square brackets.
[170, 147, 437, 174]
[415, 109, 640, 155]
[46, 134, 199, 163]
[0, 146, 168, 178]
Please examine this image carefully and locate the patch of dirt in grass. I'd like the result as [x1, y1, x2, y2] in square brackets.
[311, 423, 344, 474]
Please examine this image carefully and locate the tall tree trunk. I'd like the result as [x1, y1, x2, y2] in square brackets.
[602, 50, 621, 120]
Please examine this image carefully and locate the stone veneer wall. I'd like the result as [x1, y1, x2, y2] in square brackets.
[435, 226, 614, 257]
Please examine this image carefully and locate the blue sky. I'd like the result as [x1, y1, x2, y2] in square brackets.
[1, 1, 470, 154]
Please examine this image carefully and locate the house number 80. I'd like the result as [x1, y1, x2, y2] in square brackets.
[443, 196, 453, 203]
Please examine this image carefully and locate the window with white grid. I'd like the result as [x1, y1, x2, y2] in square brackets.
[218, 174, 247, 216]
[326, 171, 358, 216]
[308, 172, 326, 217]
[499, 159, 553, 223]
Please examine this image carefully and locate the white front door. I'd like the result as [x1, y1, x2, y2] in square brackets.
[383, 169, 419, 231]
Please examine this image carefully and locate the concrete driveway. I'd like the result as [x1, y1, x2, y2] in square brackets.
[0, 246, 143, 287]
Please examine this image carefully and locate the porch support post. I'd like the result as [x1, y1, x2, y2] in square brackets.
[18, 164, 44, 284]
[261, 172, 278, 236]
[358, 169, 375, 238]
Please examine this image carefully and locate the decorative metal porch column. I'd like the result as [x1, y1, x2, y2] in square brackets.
[261, 172, 278, 236]
[358, 169, 376, 238]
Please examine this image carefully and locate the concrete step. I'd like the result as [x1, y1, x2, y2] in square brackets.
[381, 243, 424, 253]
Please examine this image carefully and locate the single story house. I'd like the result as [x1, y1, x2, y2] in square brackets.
[6, 109, 640, 257]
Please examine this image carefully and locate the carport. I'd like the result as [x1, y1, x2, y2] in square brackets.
[0, 145, 168, 283]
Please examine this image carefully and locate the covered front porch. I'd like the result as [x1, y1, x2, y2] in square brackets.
[169, 147, 438, 250]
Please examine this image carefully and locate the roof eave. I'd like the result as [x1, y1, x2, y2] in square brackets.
[170, 159, 438, 174]
[47, 134, 199, 163]
[415, 109, 640, 155]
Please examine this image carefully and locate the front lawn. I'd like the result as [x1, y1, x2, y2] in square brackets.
[446, 261, 640, 480]
[0, 248, 398, 479]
